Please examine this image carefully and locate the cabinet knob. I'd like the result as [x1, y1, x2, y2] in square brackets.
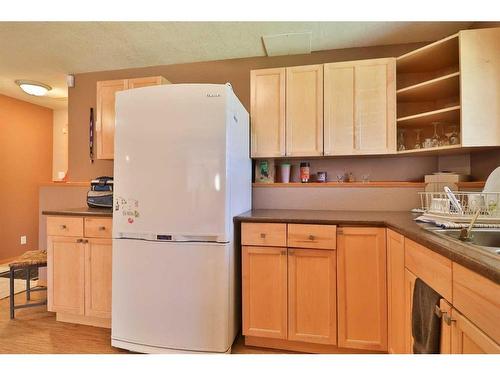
[308, 235, 315, 241]
[76, 238, 83, 243]
[99, 226, 106, 231]
[260, 233, 266, 239]
[60, 225, 67, 230]
[82, 239, 89, 244]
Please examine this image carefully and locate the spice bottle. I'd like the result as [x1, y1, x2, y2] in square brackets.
[300, 162, 310, 183]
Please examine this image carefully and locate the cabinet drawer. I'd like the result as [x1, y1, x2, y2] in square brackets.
[453, 263, 500, 344]
[404, 239, 452, 301]
[241, 223, 287, 247]
[84, 218, 113, 238]
[288, 224, 336, 250]
[47, 216, 84, 237]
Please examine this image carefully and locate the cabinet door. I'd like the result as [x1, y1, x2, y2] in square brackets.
[85, 238, 112, 319]
[451, 309, 500, 354]
[242, 246, 287, 339]
[404, 268, 417, 353]
[439, 299, 453, 354]
[387, 229, 405, 354]
[128, 76, 168, 89]
[250, 68, 286, 157]
[47, 236, 85, 315]
[337, 227, 387, 351]
[286, 64, 323, 156]
[288, 248, 337, 345]
[324, 62, 355, 155]
[354, 58, 396, 154]
[96, 79, 128, 159]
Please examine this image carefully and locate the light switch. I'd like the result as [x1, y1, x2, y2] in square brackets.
[20, 236, 27, 245]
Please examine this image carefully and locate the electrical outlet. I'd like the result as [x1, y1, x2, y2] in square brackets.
[20, 235, 27, 245]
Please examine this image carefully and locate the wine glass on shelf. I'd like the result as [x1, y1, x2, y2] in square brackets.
[397, 128, 406, 151]
[438, 123, 449, 146]
[448, 125, 460, 145]
[414, 128, 423, 149]
[431, 122, 440, 148]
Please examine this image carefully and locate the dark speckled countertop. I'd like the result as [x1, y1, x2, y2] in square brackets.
[234, 209, 500, 285]
[42, 207, 113, 217]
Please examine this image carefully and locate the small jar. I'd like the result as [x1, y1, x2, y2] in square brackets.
[317, 171, 327, 183]
[300, 162, 310, 183]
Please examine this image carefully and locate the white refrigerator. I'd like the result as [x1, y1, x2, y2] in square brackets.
[111, 83, 251, 353]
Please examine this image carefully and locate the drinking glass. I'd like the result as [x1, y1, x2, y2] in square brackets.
[414, 128, 423, 149]
[431, 122, 440, 147]
[397, 129, 406, 151]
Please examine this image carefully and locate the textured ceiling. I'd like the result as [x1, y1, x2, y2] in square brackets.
[0, 21, 474, 110]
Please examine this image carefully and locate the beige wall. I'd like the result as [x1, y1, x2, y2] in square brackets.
[68, 41, 428, 181]
[52, 109, 68, 181]
[0, 94, 52, 262]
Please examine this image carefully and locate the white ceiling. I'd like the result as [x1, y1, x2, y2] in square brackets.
[0, 21, 474, 110]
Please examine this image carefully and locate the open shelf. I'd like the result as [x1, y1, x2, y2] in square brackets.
[253, 181, 426, 188]
[397, 105, 460, 127]
[397, 33, 459, 73]
[396, 144, 462, 155]
[397, 72, 460, 102]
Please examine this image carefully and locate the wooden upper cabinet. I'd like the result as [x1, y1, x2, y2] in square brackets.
[47, 236, 85, 316]
[387, 229, 405, 354]
[242, 246, 288, 339]
[451, 308, 500, 354]
[324, 63, 355, 155]
[337, 227, 388, 351]
[85, 238, 113, 319]
[324, 58, 396, 155]
[128, 76, 169, 89]
[459, 27, 500, 147]
[286, 64, 324, 156]
[96, 79, 127, 160]
[96, 76, 168, 160]
[250, 68, 286, 157]
[288, 248, 337, 345]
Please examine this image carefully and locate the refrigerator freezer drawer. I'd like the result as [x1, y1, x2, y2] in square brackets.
[111, 238, 237, 353]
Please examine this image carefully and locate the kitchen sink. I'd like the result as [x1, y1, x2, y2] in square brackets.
[430, 228, 500, 256]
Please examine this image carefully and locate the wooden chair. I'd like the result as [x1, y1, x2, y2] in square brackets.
[9, 250, 48, 319]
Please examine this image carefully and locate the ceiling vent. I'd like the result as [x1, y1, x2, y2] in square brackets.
[262, 32, 312, 57]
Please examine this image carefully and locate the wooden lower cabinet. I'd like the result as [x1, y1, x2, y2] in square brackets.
[46, 216, 112, 328]
[85, 239, 113, 319]
[337, 227, 387, 351]
[404, 268, 417, 353]
[288, 248, 337, 345]
[242, 246, 287, 339]
[451, 309, 500, 354]
[387, 229, 405, 354]
[47, 236, 85, 315]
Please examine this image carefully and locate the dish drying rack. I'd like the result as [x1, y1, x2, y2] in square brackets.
[419, 191, 500, 224]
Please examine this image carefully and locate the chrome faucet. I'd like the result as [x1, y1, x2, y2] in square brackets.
[459, 208, 481, 241]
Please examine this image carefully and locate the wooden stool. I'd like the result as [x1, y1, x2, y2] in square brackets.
[9, 250, 48, 319]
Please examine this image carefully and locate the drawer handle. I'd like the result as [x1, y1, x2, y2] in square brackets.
[260, 233, 266, 239]
[308, 235, 315, 241]
[98, 226, 106, 231]
[60, 225, 67, 230]
[82, 239, 89, 244]
[76, 238, 83, 243]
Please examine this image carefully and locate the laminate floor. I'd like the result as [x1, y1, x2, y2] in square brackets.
[0, 291, 288, 354]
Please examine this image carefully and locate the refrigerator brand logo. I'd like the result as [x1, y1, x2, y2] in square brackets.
[206, 93, 221, 97]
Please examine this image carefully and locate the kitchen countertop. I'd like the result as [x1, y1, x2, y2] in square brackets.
[42, 207, 113, 217]
[234, 209, 500, 285]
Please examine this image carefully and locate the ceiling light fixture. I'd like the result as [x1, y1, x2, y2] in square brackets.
[15, 80, 52, 96]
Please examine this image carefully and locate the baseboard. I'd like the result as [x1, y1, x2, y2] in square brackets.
[244, 336, 386, 354]
[57, 312, 111, 329]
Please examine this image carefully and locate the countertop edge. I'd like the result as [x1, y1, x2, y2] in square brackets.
[42, 208, 113, 218]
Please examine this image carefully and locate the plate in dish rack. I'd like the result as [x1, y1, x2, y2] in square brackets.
[484, 166, 500, 193]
